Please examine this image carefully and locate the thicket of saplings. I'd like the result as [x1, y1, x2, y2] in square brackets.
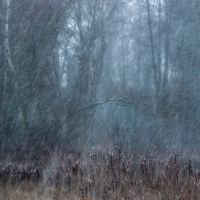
[0, 141, 199, 200]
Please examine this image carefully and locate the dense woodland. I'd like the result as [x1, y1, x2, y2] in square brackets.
[0, 0, 200, 150]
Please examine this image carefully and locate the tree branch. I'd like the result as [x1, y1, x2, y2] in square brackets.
[0, 12, 6, 22]
[67, 96, 155, 121]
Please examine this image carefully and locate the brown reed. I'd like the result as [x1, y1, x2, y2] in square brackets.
[0, 146, 199, 199]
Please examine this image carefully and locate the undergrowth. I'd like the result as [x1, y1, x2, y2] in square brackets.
[0, 145, 199, 199]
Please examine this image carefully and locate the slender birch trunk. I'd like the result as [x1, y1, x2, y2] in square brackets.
[4, 0, 26, 132]
[163, 0, 172, 90]
[146, 0, 158, 94]
[157, 0, 162, 93]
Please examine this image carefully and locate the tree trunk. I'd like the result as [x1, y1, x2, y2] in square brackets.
[163, 0, 171, 90]
[146, 0, 158, 94]
[4, 0, 26, 133]
[157, 0, 162, 94]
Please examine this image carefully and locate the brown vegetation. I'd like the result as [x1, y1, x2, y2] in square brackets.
[0, 146, 199, 199]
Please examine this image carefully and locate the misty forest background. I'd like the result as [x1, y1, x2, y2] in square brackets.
[0, 0, 199, 150]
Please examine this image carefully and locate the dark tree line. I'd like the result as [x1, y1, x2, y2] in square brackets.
[0, 0, 200, 149]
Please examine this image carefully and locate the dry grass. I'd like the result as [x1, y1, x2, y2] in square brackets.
[0, 146, 200, 199]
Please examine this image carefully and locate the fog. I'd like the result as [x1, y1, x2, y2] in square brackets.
[0, 0, 199, 151]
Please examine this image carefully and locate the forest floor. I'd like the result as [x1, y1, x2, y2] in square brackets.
[0, 145, 199, 200]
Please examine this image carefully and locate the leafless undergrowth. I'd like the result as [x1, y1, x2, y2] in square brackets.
[0, 145, 199, 200]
